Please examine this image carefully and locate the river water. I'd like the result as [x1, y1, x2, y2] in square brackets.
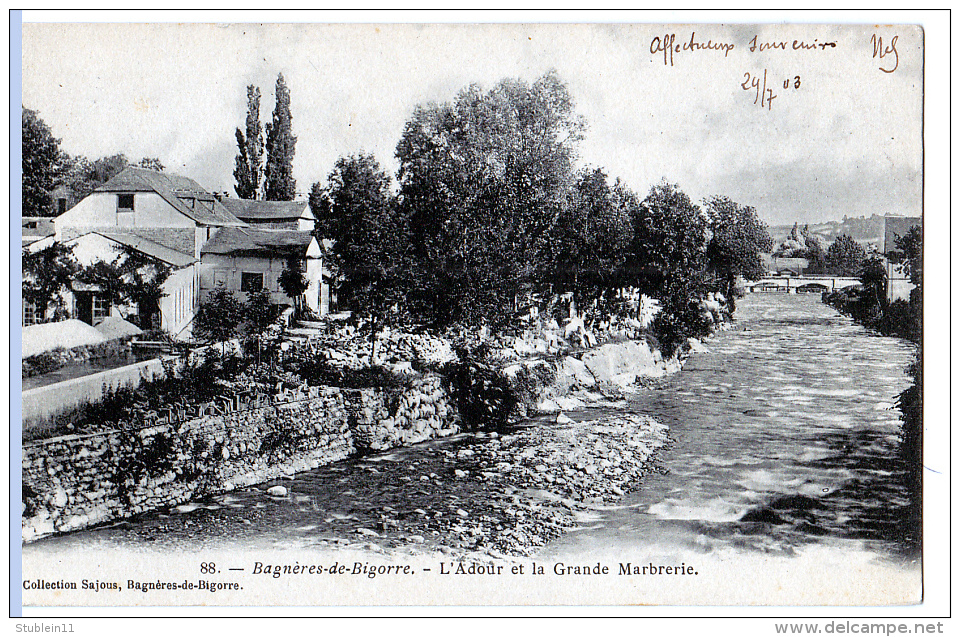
[22, 293, 922, 605]
[544, 293, 921, 571]
[25, 294, 920, 574]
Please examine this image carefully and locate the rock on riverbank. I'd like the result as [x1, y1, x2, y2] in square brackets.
[60, 412, 669, 559]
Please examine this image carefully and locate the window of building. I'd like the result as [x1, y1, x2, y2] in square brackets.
[118, 193, 135, 211]
[241, 272, 264, 293]
[23, 301, 39, 326]
[92, 295, 110, 323]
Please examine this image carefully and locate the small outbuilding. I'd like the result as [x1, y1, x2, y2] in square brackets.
[200, 227, 329, 315]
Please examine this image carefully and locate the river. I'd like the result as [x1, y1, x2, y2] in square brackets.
[542, 293, 920, 572]
[23, 294, 921, 604]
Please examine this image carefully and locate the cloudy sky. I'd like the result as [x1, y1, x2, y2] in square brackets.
[21, 19, 923, 225]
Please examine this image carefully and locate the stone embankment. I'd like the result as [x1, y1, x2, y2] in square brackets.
[67, 413, 669, 558]
[23, 323, 698, 547]
[22, 376, 459, 543]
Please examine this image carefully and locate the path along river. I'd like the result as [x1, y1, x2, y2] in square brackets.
[24, 294, 921, 603]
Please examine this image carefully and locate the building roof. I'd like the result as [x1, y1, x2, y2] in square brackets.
[22, 217, 55, 246]
[201, 228, 317, 258]
[96, 167, 247, 228]
[92, 232, 197, 267]
[218, 198, 312, 222]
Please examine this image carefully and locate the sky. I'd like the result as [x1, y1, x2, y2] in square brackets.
[21, 19, 923, 225]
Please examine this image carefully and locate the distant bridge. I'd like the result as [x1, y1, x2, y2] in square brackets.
[743, 276, 860, 294]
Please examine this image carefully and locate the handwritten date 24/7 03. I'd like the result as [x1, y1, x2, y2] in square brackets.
[741, 70, 801, 110]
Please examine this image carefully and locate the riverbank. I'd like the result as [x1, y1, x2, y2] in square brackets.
[28, 408, 670, 558]
[23, 295, 923, 608]
[23, 317, 692, 545]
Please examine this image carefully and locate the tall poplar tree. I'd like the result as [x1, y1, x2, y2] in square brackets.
[233, 85, 263, 199]
[263, 73, 297, 201]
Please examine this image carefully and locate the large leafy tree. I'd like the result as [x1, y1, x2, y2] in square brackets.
[626, 180, 708, 299]
[624, 181, 710, 353]
[314, 154, 408, 331]
[264, 73, 297, 201]
[704, 195, 773, 309]
[545, 168, 632, 313]
[804, 234, 827, 274]
[22, 243, 78, 321]
[22, 107, 66, 217]
[395, 71, 584, 328]
[234, 85, 263, 199]
[826, 233, 867, 276]
[63, 154, 164, 200]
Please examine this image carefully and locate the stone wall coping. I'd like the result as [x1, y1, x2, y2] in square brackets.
[21, 358, 163, 400]
[23, 375, 443, 451]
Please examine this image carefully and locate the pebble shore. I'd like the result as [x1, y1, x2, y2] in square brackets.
[53, 408, 670, 559]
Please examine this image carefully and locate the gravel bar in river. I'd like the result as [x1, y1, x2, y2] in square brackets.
[28, 411, 670, 559]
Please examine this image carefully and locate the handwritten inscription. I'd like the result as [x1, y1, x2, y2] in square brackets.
[742, 70, 776, 110]
[748, 35, 838, 52]
[650, 32, 735, 66]
[741, 72, 801, 110]
[871, 34, 899, 73]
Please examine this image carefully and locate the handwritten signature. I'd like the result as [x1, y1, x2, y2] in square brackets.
[871, 34, 899, 73]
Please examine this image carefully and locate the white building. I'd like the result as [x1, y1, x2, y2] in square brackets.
[32, 167, 329, 336]
[200, 228, 329, 316]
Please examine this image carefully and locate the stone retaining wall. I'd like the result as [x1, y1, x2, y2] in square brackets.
[21, 336, 685, 544]
[22, 375, 460, 543]
[502, 336, 686, 416]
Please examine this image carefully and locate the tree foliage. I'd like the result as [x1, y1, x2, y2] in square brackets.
[234, 85, 263, 200]
[395, 71, 584, 328]
[626, 180, 708, 299]
[544, 168, 632, 313]
[244, 288, 276, 335]
[895, 225, 922, 342]
[194, 286, 244, 343]
[22, 242, 78, 320]
[22, 107, 66, 217]
[62, 154, 165, 200]
[704, 195, 773, 307]
[858, 256, 888, 317]
[264, 73, 297, 201]
[74, 248, 173, 328]
[895, 225, 922, 289]
[826, 234, 867, 276]
[306, 72, 778, 354]
[804, 234, 827, 274]
[314, 154, 407, 329]
[278, 254, 309, 312]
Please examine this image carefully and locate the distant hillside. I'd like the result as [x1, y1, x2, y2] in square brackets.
[767, 214, 886, 250]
